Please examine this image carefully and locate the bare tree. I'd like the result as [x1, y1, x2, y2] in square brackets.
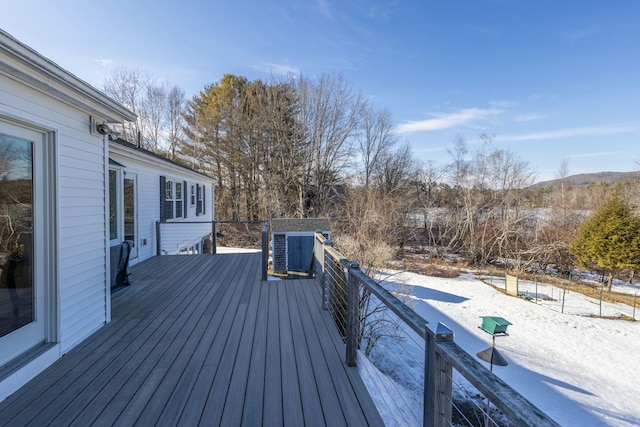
[103, 67, 143, 143]
[413, 160, 446, 245]
[141, 79, 167, 151]
[447, 135, 469, 188]
[295, 73, 364, 217]
[166, 85, 185, 159]
[377, 142, 414, 196]
[357, 103, 397, 191]
[103, 67, 185, 153]
[556, 158, 570, 210]
[442, 136, 537, 265]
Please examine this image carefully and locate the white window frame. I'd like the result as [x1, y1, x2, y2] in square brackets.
[0, 117, 58, 367]
[109, 167, 124, 246]
[196, 184, 204, 216]
[175, 180, 183, 219]
[165, 178, 184, 221]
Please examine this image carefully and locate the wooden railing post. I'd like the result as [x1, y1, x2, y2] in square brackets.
[424, 323, 454, 427]
[156, 221, 161, 256]
[212, 220, 217, 254]
[322, 239, 333, 310]
[261, 220, 269, 281]
[346, 261, 360, 367]
[308, 229, 323, 279]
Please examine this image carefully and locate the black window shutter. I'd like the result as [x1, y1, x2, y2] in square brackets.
[183, 180, 188, 218]
[202, 185, 206, 215]
[159, 176, 166, 222]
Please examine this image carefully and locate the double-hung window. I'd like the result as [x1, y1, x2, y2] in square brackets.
[165, 179, 174, 220]
[175, 181, 183, 219]
[161, 176, 187, 221]
[196, 184, 206, 216]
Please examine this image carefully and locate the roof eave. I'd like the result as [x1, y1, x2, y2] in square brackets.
[0, 30, 136, 123]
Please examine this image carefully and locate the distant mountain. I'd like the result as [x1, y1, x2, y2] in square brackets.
[532, 171, 638, 188]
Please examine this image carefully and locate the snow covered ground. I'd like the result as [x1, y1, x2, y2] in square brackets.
[215, 246, 260, 254]
[374, 270, 640, 426]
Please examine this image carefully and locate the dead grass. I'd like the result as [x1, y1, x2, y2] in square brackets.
[586, 314, 636, 322]
[215, 222, 263, 249]
[390, 254, 461, 279]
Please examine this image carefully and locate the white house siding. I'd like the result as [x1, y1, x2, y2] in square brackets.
[109, 142, 215, 264]
[1, 30, 135, 401]
[159, 222, 213, 254]
[0, 76, 109, 354]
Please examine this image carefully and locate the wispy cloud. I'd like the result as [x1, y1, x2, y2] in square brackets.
[497, 125, 635, 142]
[562, 26, 602, 42]
[95, 59, 113, 67]
[515, 113, 546, 122]
[396, 108, 503, 134]
[368, 5, 392, 21]
[567, 150, 625, 159]
[315, 0, 334, 20]
[253, 63, 300, 76]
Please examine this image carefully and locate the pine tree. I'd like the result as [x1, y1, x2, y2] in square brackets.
[571, 195, 640, 291]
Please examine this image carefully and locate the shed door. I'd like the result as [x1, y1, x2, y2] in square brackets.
[287, 235, 314, 272]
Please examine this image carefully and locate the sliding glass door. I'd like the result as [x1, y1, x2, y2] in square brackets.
[0, 121, 47, 367]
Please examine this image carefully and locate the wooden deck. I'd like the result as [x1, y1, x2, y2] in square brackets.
[0, 253, 383, 426]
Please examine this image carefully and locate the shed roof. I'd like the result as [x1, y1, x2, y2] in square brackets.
[270, 218, 330, 233]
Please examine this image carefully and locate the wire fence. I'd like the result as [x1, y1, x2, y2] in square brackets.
[484, 274, 638, 320]
[312, 233, 558, 427]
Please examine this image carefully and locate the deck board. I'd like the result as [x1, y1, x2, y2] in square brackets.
[292, 281, 348, 427]
[241, 282, 269, 427]
[297, 280, 379, 427]
[0, 253, 384, 427]
[287, 280, 327, 426]
[278, 282, 305, 427]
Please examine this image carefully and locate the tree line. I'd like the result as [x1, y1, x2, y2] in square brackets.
[102, 68, 640, 285]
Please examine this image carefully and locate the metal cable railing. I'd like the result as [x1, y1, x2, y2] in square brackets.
[311, 232, 559, 427]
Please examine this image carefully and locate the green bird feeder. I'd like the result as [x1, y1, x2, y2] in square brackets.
[479, 316, 512, 336]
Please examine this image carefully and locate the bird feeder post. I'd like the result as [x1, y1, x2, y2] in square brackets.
[477, 317, 511, 427]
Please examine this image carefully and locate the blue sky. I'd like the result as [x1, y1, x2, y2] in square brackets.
[2, 0, 639, 181]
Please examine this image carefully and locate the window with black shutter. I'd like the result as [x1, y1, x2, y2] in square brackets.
[161, 176, 187, 221]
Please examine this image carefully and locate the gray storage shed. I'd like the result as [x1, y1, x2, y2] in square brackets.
[271, 218, 331, 274]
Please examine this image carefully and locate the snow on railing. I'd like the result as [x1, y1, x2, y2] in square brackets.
[312, 232, 559, 427]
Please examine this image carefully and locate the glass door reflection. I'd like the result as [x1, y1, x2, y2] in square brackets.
[0, 134, 34, 338]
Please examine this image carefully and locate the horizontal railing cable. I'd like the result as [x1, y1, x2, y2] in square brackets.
[311, 232, 560, 427]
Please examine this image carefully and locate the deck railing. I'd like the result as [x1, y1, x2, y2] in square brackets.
[155, 220, 214, 255]
[156, 219, 269, 256]
[261, 220, 269, 281]
[312, 232, 559, 427]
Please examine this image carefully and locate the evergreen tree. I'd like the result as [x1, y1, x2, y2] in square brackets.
[571, 195, 640, 291]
